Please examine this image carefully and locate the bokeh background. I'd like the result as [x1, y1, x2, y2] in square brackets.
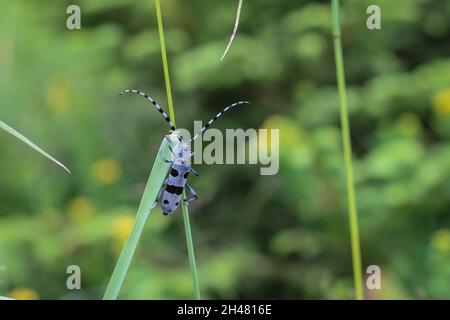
[1, 0, 450, 299]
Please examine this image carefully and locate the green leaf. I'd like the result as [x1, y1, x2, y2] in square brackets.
[103, 134, 179, 300]
[0, 120, 70, 173]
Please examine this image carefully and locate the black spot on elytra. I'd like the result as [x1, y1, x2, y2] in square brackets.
[184, 172, 189, 179]
[163, 200, 169, 204]
[166, 184, 183, 195]
[170, 168, 179, 177]
[175, 202, 179, 206]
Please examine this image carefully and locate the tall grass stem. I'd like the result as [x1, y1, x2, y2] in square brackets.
[155, 0, 175, 125]
[155, 0, 201, 300]
[331, 0, 364, 300]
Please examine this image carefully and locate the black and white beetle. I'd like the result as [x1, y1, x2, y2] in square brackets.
[120, 89, 250, 215]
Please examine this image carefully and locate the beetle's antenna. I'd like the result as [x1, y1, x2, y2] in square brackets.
[120, 89, 176, 131]
[189, 101, 250, 143]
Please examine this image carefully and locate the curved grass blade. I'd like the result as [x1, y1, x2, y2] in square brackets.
[0, 120, 70, 173]
[220, 0, 244, 61]
[103, 135, 178, 300]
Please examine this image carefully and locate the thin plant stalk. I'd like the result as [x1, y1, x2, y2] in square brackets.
[155, 0, 175, 121]
[155, 0, 201, 300]
[181, 200, 201, 300]
[330, 0, 364, 300]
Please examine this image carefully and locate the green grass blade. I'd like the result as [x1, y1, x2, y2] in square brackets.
[155, 0, 201, 300]
[0, 120, 70, 173]
[331, 0, 364, 300]
[155, 0, 176, 126]
[181, 196, 201, 299]
[103, 135, 178, 300]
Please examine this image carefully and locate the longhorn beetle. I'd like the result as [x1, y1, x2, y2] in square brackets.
[120, 89, 250, 215]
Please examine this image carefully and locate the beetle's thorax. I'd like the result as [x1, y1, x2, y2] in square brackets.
[173, 141, 192, 164]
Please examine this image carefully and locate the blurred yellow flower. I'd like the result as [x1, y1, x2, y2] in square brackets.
[45, 75, 71, 114]
[397, 113, 421, 135]
[91, 158, 122, 185]
[432, 229, 450, 253]
[433, 88, 450, 115]
[111, 214, 134, 245]
[8, 288, 39, 300]
[68, 197, 95, 222]
[262, 115, 303, 146]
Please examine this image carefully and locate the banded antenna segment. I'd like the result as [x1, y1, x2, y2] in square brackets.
[120, 89, 176, 131]
[190, 101, 250, 142]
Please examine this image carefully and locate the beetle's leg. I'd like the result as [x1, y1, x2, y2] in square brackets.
[164, 137, 178, 158]
[164, 136, 173, 149]
[159, 150, 173, 164]
[168, 145, 176, 156]
[190, 167, 199, 176]
[151, 179, 167, 209]
[184, 183, 198, 206]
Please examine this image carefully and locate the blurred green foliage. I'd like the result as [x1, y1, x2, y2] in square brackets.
[0, 0, 450, 299]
